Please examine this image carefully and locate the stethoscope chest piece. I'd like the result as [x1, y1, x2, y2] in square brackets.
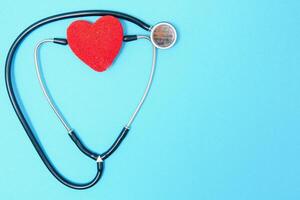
[150, 22, 177, 49]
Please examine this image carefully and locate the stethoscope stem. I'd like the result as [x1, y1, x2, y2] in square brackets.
[34, 39, 72, 132]
[126, 35, 157, 128]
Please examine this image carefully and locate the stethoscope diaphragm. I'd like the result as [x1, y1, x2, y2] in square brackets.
[150, 22, 177, 49]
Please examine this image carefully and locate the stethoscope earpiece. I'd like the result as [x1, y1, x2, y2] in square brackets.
[150, 22, 177, 49]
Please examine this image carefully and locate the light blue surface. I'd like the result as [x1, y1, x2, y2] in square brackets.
[0, 0, 299, 199]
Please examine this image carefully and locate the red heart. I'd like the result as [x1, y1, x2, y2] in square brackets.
[67, 16, 124, 72]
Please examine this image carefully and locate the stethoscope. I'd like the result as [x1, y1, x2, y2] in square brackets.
[5, 10, 177, 190]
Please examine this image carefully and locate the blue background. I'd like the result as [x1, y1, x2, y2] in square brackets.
[0, 0, 299, 199]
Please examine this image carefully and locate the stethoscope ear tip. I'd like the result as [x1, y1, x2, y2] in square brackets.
[150, 22, 177, 50]
[53, 38, 68, 45]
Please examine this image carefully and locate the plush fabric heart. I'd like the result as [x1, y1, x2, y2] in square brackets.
[67, 16, 124, 72]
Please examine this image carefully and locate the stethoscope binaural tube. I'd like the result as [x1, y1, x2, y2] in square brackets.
[5, 10, 152, 190]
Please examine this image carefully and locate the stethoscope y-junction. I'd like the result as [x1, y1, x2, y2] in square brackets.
[5, 10, 177, 189]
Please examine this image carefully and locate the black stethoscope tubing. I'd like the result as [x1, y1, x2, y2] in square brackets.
[5, 10, 151, 190]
